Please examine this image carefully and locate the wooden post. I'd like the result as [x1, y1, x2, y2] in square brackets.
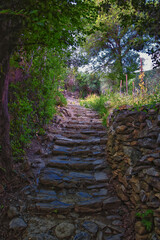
[132, 81, 135, 95]
[126, 74, 128, 94]
[120, 80, 122, 95]
[140, 58, 143, 74]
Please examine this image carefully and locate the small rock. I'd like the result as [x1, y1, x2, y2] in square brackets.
[146, 120, 152, 129]
[104, 234, 123, 240]
[145, 168, 159, 177]
[140, 190, 147, 202]
[106, 215, 121, 220]
[135, 233, 150, 240]
[153, 159, 160, 167]
[94, 172, 108, 182]
[150, 233, 159, 240]
[135, 221, 147, 235]
[147, 199, 160, 208]
[105, 228, 112, 234]
[93, 220, 107, 229]
[96, 231, 103, 240]
[157, 134, 160, 145]
[70, 212, 79, 218]
[7, 206, 19, 218]
[116, 125, 127, 133]
[112, 220, 122, 226]
[9, 217, 27, 231]
[74, 231, 91, 240]
[23, 233, 58, 240]
[103, 197, 121, 208]
[83, 221, 98, 234]
[55, 222, 75, 238]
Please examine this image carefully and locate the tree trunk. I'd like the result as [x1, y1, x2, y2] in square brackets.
[0, 62, 12, 174]
[0, 10, 23, 175]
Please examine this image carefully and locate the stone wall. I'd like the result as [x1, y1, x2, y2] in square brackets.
[107, 104, 160, 240]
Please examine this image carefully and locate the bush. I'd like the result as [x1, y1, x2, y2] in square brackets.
[9, 48, 67, 160]
[80, 89, 160, 126]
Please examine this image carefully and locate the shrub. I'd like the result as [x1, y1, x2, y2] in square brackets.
[9, 48, 67, 160]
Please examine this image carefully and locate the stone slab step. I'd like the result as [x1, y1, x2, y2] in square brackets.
[28, 194, 121, 214]
[39, 168, 109, 188]
[35, 200, 74, 213]
[80, 130, 106, 136]
[74, 196, 121, 214]
[75, 197, 104, 213]
[28, 187, 111, 206]
[52, 145, 106, 157]
[63, 124, 106, 130]
[67, 117, 102, 122]
[64, 120, 102, 124]
[47, 158, 107, 170]
[54, 137, 107, 146]
[49, 129, 107, 138]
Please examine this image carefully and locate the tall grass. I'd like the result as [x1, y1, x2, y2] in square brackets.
[80, 90, 160, 126]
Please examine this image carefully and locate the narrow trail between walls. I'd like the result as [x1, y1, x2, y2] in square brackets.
[13, 97, 133, 240]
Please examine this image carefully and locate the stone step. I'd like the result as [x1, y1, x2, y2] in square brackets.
[28, 188, 109, 205]
[49, 129, 107, 138]
[73, 114, 100, 119]
[54, 136, 107, 146]
[66, 107, 99, 113]
[35, 200, 74, 213]
[66, 118, 102, 123]
[28, 194, 121, 214]
[24, 101, 127, 240]
[52, 145, 106, 157]
[64, 120, 102, 125]
[63, 124, 106, 130]
[47, 157, 107, 170]
[39, 168, 109, 188]
[67, 117, 102, 122]
[80, 130, 106, 136]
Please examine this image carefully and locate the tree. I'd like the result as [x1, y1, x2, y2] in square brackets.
[83, 4, 140, 88]
[75, 71, 101, 97]
[0, 0, 97, 175]
[110, 0, 160, 67]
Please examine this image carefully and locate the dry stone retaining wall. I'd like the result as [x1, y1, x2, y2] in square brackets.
[107, 104, 160, 240]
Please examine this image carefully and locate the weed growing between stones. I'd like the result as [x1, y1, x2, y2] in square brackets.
[136, 210, 154, 232]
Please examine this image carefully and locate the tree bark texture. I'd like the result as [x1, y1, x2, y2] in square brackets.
[0, 7, 23, 174]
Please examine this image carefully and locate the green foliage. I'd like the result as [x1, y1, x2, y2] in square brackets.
[80, 94, 110, 125]
[136, 210, 154, 232]
[82, 3, 140, 88]
[0, 205, 4, 209]
[75, 72, 101, 97]
[80, 83, 160, 126]
[53, 209, 58, 214]
[9, 48, 67, 160]
[18, 0, 97, 51]
[0, 167, 6, 173]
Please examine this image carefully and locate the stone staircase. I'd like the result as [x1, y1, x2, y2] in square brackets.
[22, 99, 129, 240]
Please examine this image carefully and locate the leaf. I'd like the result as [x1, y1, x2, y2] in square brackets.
[29, 10, 38, 15]
[0, 9, 10, 14]
[36, 21, 45, 26]
[0, 167, 6, 173]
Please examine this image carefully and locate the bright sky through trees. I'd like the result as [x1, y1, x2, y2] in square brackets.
[79, 53, 153, 73]
[139, 53, 153, 71]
